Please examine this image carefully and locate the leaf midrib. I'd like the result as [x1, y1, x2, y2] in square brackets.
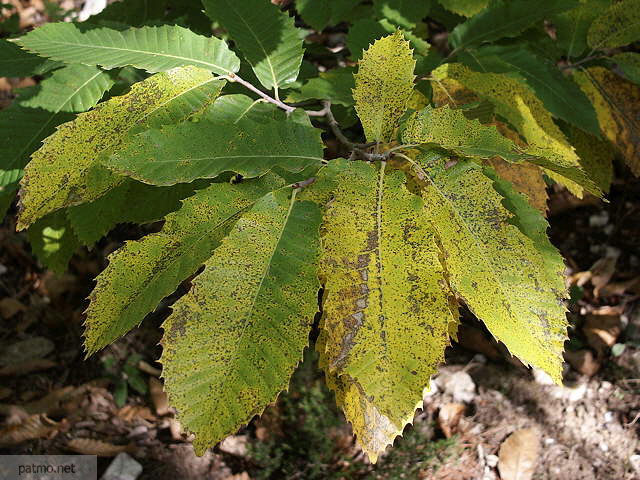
[25, 38, 235, 74]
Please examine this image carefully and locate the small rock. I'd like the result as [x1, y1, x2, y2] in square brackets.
[486, 454, 499, 468]
[630, 454, 640, 473]
[589, 211, 609, 227]
[599, 442, 609, 452]
[532, 368, 555, 385]
[604, 411, 614, 423]
[101, 452, 142, 480]
[567, 382, 588, 402]
[219, 435, 248, 457]
[437, 370, 476, 403]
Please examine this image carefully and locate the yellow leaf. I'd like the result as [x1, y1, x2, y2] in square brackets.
[353, 31, 416, 142]
[433, 63, 588, 197]
[317, 160, 457, 461]
[406, 156, 568, 382]
[574, 67, 640, 176]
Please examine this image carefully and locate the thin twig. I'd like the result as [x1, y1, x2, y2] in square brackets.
[223, 73, 296, 113]
[560, 55, 604, 71]
[291, 177, 316, 189]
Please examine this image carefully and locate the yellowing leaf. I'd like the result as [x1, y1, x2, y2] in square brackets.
[438, 0, 489, 17]
[433, 63, 593, 197]
[161, 189, 321, 454]
[587, 0, 640, 50]
[400, 105, 600, 196]
[488, 159, 548, 215]
[84, 174, 285, 356]
[574, 67, 640, 176]
[353, 31, 416, 142]
[318, 160, 457, 460]
[17, 67, 225, 230]
[321, 362, 415, 464]
[406, 156, 568, 382]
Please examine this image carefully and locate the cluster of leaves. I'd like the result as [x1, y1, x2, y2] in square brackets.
[1, 0, 639, 462]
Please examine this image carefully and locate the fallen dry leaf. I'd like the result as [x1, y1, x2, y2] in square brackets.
[498, 428, 540, 480]
[67, 438, 135, 457]
[599, 276, 640, 297]
[0, 336, 54, 366]
[438, 403, 466, 439]
[0, 298, 26, 319]
[0, 359, 57, 376]
[583, 314, 622, 355]
[0, 387, 11, 400]
[149, 377, 170, 416]
[590, 251, 620, 297]
[219, 435, 248, 457]
[0, 414, 60, 446]
[564, 349, 601, 376]
[117, 405, 156, 422]
[456, 324, 501, 360]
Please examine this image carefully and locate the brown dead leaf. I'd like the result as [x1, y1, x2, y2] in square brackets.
[564, 349, 601, 376]
[149, 377, 170, 416]
[0, 336, 54, 366]
[67, 438, 135, 457]
[0, 414, 60, 446]
[117, 405, 156, 422]
[0, 387, 11, 400]
[438, 403, 466, 439]
[0, 359, 57, 376]
[456, 324, 501, 360]
[225, 473, 251, 480]
[583, 314, 622, 355]
[599, 276, 640, 297]
[0, 298, 26, 319]
[590, 254, 619, 297]
[138, 360, 161, 377]
[168, 418, 184, 441]
[498, 429, 540, 480]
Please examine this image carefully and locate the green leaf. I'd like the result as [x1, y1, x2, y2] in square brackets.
[449, 0, 578, 50]
[552, 0, 609, 59]
[317, 160, 457, 462]
[67, 179, 201, 246]
[88, 0, 169, 27]
[0, 38, 58, 77]
[457, 45, 600, 136]
[408, 156, 568, 382]
[373, 0, 431, 29]
[104, 111, 324, 185]
[400, 105, 601, 196]
[296, 0, 361, 31]
[437, 0, 488, 17]
[612, 52, 640, 85]
[353, 31, 416, 142]
[286, 67, 356, 107]
[27, 210, 80, 273]
[17, 67, 226, 230]
[587, 0, 640, 50]
[432, 63, 596, 197]
[20, 64, 114, 113]
[203, 0, 303, 93]
[161, 188, 321, 454]
[83, 174, 285, 356]
[347, 18, 430, 60]
[0, 97, 73, 220]
[15, 23, 240, 75]
[201, 94, 285, 124]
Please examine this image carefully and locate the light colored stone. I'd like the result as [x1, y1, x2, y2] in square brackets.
[101, 453, 142, 480]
